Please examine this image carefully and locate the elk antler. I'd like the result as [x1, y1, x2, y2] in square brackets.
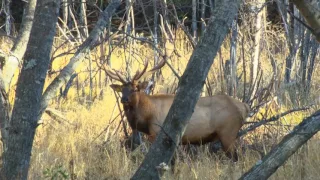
[134, 59, 166, 81]
[99, 60, 127, 83]
[133, 60, 149, 81]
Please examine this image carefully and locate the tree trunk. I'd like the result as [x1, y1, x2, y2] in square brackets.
[0, 73, 10, 157]
[39, 0, 121, 119]
[4, 0, 12, 36]
[62, 0, 69, 31]
[1, 0, 61, 179]
[79, 0, 89, 39]
[291, 0, 320, 43]
[306, 40, 319, 95]
[239, 110, 320, 180]
[200, 0, 206, 37]
[131, 0, 241, 179]
[192, 0, 197, 40]
[277, 0, 295, 83]
[228, 15, 238, 97]
[208, 0, 215, 15]
[250, 0, 264, 100]
[2, 0, 37, 90]
[298, 30, 311, 94]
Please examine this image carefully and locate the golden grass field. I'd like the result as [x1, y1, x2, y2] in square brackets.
[1, 27, 320, 179]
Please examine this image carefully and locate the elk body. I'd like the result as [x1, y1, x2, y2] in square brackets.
[105, 60, 250, 161]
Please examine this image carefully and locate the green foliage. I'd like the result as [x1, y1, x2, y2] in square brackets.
[43, 164, 69, 180]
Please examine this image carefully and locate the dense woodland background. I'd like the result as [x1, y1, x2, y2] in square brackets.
[0, 0, 319, 179]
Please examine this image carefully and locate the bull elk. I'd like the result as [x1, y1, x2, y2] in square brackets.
[104, 59, 250, 161]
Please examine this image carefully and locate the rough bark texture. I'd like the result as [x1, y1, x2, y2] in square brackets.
[4, 0, 12, 36]
[291, 0, 320, 43]
[239, 110, 320, 180]
[61, 0, 69, 31]
[39, 0, 121, 119]
[131, 0, 242, 179]
[192, 0, 197, 40]
[0, 73, 10, 156]
[250, 0, 264, 100]
[79, 0, 89, 38]
[2, 0, 37, 90]
[1, 0, 60, 179]
[276, 0, 296, 83]
[228, 16, 238, 96]
[306, 40, 319, 94]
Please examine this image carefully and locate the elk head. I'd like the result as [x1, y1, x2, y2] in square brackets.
[103, 59, 166, 104]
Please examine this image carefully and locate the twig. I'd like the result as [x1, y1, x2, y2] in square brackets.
[114, 90, 129, 138]
[92, 112, 122, 142]
[44, 108, 76, 126]
[239, 106, 312, 137]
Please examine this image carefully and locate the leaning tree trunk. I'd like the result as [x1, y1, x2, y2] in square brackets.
[1, 0, 61, 179]
[0, 73, 10, 158]
[131, 0, 242, 179]
[239, 110, 320, 180]
[291, 0, 320, 43]
[39, 0, 122, 120]
[2, 0, 37, 90]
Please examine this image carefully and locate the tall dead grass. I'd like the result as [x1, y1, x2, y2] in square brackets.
[1, 28, 319, 179]
[28, 91, 320, 179]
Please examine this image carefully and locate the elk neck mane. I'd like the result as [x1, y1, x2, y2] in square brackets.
[123, 92, 173, 134]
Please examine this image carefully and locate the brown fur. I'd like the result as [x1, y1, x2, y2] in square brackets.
[114, 83, 250, 161]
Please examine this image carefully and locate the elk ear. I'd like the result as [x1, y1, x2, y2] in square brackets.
[110, 84, 122, 92]
[137, 81, 150, 91]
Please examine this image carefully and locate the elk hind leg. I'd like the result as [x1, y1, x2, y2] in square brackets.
[219, 135, 238, 162]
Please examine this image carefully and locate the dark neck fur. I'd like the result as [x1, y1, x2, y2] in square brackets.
[123, 92, 153, 135]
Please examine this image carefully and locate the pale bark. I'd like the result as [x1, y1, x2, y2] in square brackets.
[0, 73, 10, 158]
[62, 0, 69, 31]
[1, 0, 60, 179]
[2, 0, 37, 90]
[229, 15, 238, 97]
[250, 0, 264, 100]
[240, 110, 320, 180]
[39, 0, 121, 118]
[291, 0, 320, 43]
[79, 0, 89, 38]
[131, 0, 242, 179]
[152, 0, 159, 74]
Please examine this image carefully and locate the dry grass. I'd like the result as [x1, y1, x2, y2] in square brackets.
[1, 28, 319, 179]
[28, 92, 320, 179]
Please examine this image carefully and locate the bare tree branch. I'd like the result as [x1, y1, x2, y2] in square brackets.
[291, 0, 320, 42]
[131, 0, 242, 179]
[238, 106, 312, 137]
[240, 110, 320, 180]
[39, 0, 122, 118]
[1, 0, 37, 90]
